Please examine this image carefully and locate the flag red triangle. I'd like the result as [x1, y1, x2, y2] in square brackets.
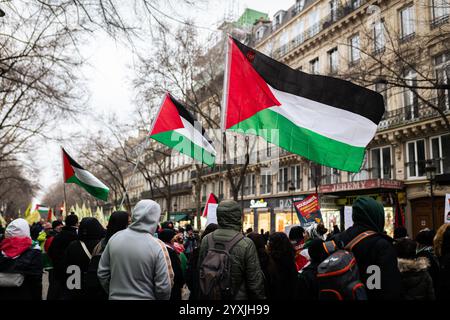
[62, 148, 75, 182]
[150, 93, 185, 136]
[225, 37, 281, 129]
[202, 193, 218, 217]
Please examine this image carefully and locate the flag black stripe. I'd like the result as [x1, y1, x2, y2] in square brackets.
[168, 93, 213, 143]
[232, 38, 385, 124]
[63, 148, 84, 170]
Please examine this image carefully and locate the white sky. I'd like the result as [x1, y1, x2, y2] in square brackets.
[34, 0, 295, 203]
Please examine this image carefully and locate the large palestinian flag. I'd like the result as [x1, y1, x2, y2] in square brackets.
[223, 37, 385, 172]
[149, 93, 216, 167]
[62, 148, 109, 201]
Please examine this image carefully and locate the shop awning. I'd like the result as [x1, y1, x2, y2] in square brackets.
[169, 213, 189, 222]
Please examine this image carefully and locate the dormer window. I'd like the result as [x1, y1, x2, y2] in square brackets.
[272, 12, 284, 28]
[295, 0, 305, 13]
[256, 26, 265, 40]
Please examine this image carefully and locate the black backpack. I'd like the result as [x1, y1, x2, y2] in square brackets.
[80, 241, 108, 300]
[317, 231, 376, 300]
[199, 232, 244, 300]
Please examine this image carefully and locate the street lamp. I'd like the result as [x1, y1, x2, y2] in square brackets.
[425, 160, 437, 230]
[289, 181, 296, 226]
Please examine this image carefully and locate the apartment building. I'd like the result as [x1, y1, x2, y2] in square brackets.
[196, 0, 450, 236]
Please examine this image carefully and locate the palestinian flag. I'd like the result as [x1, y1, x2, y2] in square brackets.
[62, 148, 109, 201]
[36, 204, 49, 215]
[223, 37, 385, 172]
[149, 93, 216, 167]
[202, 193, 218, 217]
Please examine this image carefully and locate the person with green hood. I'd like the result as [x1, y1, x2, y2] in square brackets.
[331, 196, 401, 300]
[198, 200, 266, 300]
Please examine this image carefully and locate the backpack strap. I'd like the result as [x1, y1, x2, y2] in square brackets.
[80, 241, 92, 260]
[207, 232, 244, 253]
[344, 231, 377, 252]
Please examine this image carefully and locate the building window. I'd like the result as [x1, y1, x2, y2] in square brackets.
[371, 146, 392, 179]
[293, 20, 304, 45]
[406, 140, 426, 178]
[400, 5, 415, 40]
[256, 26, 265, 40]
[431, 0, 449, 25]
[328, 47, 338, 74]
[309, 8, 320, 37]
[310, 57, 320, 74]
[291, 165, 302, 190]
[260, 171, 272, 195]
[349, 34, 360, 64]
[430, 134, 450, 174]
[349, 152, 370, 181]
[243, 174, 256, 196]
[219, 181, 224, 199]
[278, 167, 289, 192]
[375, 82, 388, 110]
[330, 0, 339, 22]
[273, 12, 284, 29]
[403, 69, 419, 120]
[373, 19, 385, 53]
[321, 166, 340, 184]
[434, 52, 450, 110]
[295, 0, 306, 14]
[202, 184, 207, 201]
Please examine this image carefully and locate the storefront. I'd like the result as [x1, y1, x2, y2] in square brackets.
[319, 179, 405, 238]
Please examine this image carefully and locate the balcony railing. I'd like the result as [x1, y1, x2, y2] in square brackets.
[272, 0, 368, 60]
[378, 103, 450, 130]
[430, 14, 449, 29]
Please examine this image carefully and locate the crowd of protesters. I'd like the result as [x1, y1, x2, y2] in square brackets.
[0, 196, 450, 300]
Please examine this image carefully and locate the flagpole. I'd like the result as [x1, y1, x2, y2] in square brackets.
[119, 94, 169, 209]
[63, 183, 68, 218]
[220, 34, 231, 166]
[119, 135, 150, 209]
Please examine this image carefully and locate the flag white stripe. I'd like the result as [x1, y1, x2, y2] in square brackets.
[269, 85, 378, 147]
[73, 167, 109, 190]
[174, 118, 217, 155]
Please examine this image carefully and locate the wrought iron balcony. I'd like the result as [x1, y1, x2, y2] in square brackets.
[378, 103, 449, 130]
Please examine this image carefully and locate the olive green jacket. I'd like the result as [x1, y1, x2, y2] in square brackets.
[198, 200, 266, 300]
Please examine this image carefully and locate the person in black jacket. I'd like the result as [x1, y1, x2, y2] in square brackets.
[415, 229, 439, 292]
[247, 232, 271, 298]
[265, 232, 298, 300]
[0, 218, 43, 300]
[297, 239, 329, 300]
[394, 238, 434, 300]
[332, 196, 401, 300]
[46, 213, 79, 300]
[185, 223, 218, 300]
[158, 228, 184, 300]
[62, 217, 105, 300]
[434, 223, 450, 300]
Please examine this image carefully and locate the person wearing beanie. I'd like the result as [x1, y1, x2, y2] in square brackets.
[158, 228, 185, 300]
[394, 238, 435, 300]
[415, 229, 439, 292]
[0, 218, 43, 300]
[331, 196, 401, 300]
[289, 226, 308, 271]
[198, 199, 265, 300]
[297, 239, 330, 300]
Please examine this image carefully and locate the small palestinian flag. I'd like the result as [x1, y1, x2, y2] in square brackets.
[149, 93, 216, 167]
[35, 204, 49, 215]
[62, 148, 109, 201]
[202, 193, 218, 217]
[223, 37, 385, 172]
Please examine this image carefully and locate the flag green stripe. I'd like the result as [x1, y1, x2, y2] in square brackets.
[229, 108, 366, 172]
[151, 131, 216, 167]
[67, 175, 109, 201]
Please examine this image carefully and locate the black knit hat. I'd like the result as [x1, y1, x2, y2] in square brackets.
[158, 229, 176, 243]
[289, 226, 305, 241]
[308, 239, 329, 263]
[415, 229, 435, 247]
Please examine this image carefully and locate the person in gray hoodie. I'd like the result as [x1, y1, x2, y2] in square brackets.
[97, 200, 173, 300]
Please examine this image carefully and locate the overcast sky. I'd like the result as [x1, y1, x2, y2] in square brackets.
[35, 0, 295, 203]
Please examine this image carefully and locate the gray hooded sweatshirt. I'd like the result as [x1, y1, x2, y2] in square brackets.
[97, 200, 172, 300]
